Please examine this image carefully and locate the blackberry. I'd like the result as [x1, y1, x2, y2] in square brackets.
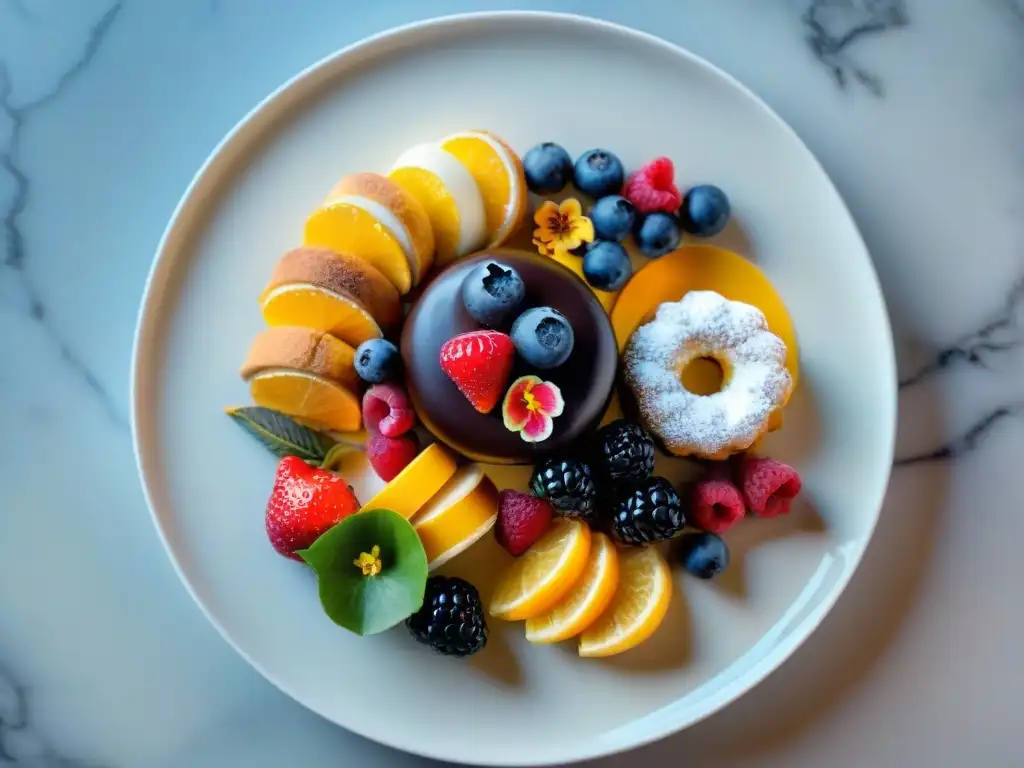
[406, 576, 487, 658]
[530, 457, 596, 519]
[596, 420, 655, 487]
[611, 476, 685, 545]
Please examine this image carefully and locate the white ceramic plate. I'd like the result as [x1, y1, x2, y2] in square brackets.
[131, 12, 896, 766]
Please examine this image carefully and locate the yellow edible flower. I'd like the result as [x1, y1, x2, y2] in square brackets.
[353, 545, 382, 577]
[532, 198, 594, 258]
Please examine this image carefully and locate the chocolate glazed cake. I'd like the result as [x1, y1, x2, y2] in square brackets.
[401, 250, 618, 465]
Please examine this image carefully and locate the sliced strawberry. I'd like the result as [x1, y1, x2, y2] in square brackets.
[439, 330, 515, 414]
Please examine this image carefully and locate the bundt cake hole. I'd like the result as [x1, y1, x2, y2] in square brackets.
[680, 355, 726, 396]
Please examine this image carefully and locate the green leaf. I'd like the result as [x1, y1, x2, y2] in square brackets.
[298, 509, 428, 636]
[225, 405, 335, 461]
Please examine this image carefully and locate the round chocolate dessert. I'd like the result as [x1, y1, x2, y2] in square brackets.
[402, 250, 618, 465]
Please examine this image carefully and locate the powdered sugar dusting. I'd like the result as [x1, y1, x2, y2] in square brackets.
[624, 291, 793, 457]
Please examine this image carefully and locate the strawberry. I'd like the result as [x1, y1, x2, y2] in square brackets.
[439, 330, 515, 414]
[495, 490, 554, 556]
[265, 455, 360, 560]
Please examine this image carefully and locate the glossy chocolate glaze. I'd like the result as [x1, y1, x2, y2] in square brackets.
[401, 250, 618, 465]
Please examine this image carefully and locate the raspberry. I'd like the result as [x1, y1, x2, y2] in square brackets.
[362, 383, 416, 438]
[367, 432, 419, 482]
[689, 469, 745, 534]
[737, 457, 801, 518]
[622, 157, 682, 214]
[495, 490, 554, 556]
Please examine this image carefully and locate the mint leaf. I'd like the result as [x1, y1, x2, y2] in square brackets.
[298, 509, 428, 636]
[225, 405, 335, 461]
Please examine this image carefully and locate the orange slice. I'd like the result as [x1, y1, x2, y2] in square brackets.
[248, 370, 361, 433]
[304, 200, 414, 294]
[440, 131, 527, 248]
[489, 518, 592, 621]
[326, 173, 435, 285]
[239, 326, 357, 391]
[411, 464, 498, 570]
[261, 247, 401, 348]
[578, 546, 672, 658]
[359, 443, 458, 520]
[525, 532, 619, 644]
[389, 143, 486, 267]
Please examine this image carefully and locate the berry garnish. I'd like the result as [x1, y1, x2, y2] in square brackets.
[689, 470, 745, 534]
[495, 490, 555, 556]
[573, 149, 625, 198]
[460, 260, 525, 329]
[596, 419, 656, 487]
[510, 307, 575, 369]
[582, 240, 632, 291]
[533, 198, 594, 258]
[679, 184, 731, 237]
[589, 194, 637, 242]
[530, 457, 596, 520]
[407, 575, 488, 657]
[502, 375, 564, 443]
[635, 212, 683, 258]
[439, 330, 515, 414]
[362, 383, 416, 438]
[367, 432, 420, 482]
[737, 456, 801, 518]
[610, 476, 684, 546]
[265, 455, 360, 560]
[353, 338, 402, 384]
[622, 157, 682, 214]
[522, 142, 574, 194]
[675, 532, 730, 579]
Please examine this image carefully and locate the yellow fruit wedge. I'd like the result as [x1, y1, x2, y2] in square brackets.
[440, 131, 527, 248]
[240, 326, 358, 391]
[525, 532, 619, 644]
[578, 546, 672, 658]
[262, 284, 383, 349]
[489, 518, 592, 621]
[326, 173, 436, 285]
[304, 200, 414, 294]
[389, 143, 486, 267]
[359, 443, 458, 520]
[412, 464, 498, 571]
[248, 369, 361, 433]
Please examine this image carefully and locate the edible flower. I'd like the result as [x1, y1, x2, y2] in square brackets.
[502, 375, 565, 443]
[353, 545, 382, 577]
[532, 198, 594, 258]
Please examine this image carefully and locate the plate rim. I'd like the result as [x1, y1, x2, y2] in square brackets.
[129, 10, 897, 766]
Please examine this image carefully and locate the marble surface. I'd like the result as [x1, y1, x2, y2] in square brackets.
[1, 0, 1021, 765]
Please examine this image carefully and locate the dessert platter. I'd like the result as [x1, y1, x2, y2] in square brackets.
[131, 12, 896, 766]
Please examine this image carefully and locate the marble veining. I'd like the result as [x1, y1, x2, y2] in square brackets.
[802, 0, 908, 96]
[0, 2, 123, 425]
[0, 665, 103, 766]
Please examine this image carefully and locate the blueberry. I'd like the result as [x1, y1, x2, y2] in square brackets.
[589, 195, 637, 242]
[679, 184, 731, 237]
[460, 260, 525, 328]
[676, 532, 730, 579]
[522, 142, 573, 194]
[354, 338, 402, 384]
[573, 149, 625, 198]
[582, 241, 632, 292]
[635, 212, 683, 257]
[510, 307, 574, 369]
